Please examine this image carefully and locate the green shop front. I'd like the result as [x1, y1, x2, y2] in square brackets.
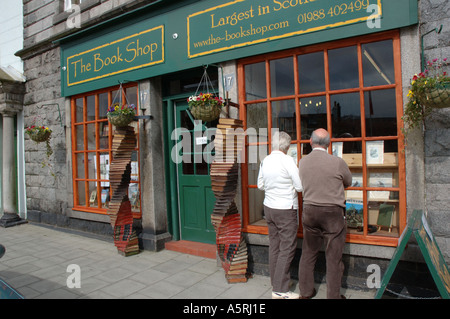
[59, 0, 419, 277]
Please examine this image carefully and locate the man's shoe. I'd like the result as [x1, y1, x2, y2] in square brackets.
[272, 291, 300, 299]
[299, 288, 317, 299]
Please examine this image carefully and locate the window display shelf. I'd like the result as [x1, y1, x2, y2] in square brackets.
[342, 152, 398, 168]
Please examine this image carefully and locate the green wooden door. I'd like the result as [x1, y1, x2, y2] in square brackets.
[174, 101, 216, 244]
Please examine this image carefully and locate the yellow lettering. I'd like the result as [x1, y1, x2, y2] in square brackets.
[210, 6, 254, 28]
[94, 53, 103, 72]
[273, 0, 316, 11]
[125, 42, 137, 63]
[125, 40, 158, 62]
[71, 59, 81, 77]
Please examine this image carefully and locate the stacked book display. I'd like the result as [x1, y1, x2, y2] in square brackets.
[106, 126, 140, 256]
[210, 118, 248, 283]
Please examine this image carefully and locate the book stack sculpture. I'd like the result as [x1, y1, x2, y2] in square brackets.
[210, 118, 248, 283]
[107, 126, 140, 256]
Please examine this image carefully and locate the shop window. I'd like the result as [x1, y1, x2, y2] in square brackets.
[71, 84, 141, 218]
[239, 31, 405, 246]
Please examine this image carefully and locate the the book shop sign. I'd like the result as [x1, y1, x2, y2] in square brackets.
[187, 0, 381, 58]
[60, 0, 417, 96]
[66, 25, 164, 87]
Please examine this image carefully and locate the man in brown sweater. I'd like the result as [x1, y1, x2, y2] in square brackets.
[298, 128, 352, 299]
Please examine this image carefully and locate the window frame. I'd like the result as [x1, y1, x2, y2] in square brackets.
[70, 83, 142, 219]
[238, 30, 406, 247]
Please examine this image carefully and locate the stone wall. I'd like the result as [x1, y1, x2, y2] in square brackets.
[419, 0, 450, 261]
[22, 47, 67, 216]
[18, 0, 155, 232]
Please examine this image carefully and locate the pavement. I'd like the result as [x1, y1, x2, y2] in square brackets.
[0, 222, 376, 300]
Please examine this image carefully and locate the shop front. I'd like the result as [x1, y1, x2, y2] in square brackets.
[57, 0, 420, 278]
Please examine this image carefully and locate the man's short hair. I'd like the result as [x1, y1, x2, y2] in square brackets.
[311, 130, 330, 148]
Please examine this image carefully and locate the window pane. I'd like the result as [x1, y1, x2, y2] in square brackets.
[77, 181, 86, 206]
[330, 92, 361, 138]
[340, 140, 363, 186]
[87, 95, 96, 121]
[75, 124, 84, 151]
[125, 86, 138, 107]
[87, 152, 97, 180]
[287, 143, 299, 163]
[76, 153, 85, 179]
[111, 89, 119, 105]
[345, 195, 363, 232]
[88, 181, 99, 207]
[270, 57, 294, 97]
[249, 188, 265, 225]
[364, 89, 397, 137]
[75, 98, 84, 123]
[99, 93, 109, 120]
[87, 123, 96, 150]
[196, 161, 208, 175]
[248, 162, 261, 186]
[271, 99, 296, 140]
[362, 40, 395, 87]
[129, 183, 140, 212]
[180, 109, 195, 131]
[367, 191, 399, 237]
[99, 122, 109, 149]
[366, 140, 398, 165]
[332, 140, 362, 157]
[368, 168, 399, 189]
[328, 46, 359, 90]
[247, 103, 267, 130]
[99, 152, 110, 186]
[245, 62, 266, 101]
[131, 151, 139, 181]
[298, 51, 325, 93]
[100, 187, 110, 208]
[247, 144, 268, 172]
[300, 96, 326, 139]
[300, 142, 312, 156]
[182, 154, 194, 175]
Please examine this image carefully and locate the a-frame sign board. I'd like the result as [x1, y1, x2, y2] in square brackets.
[375, 210, 450, 299]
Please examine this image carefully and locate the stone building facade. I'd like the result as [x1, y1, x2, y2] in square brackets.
[9, 0, 450, 291]
[419, 0, 450, 261]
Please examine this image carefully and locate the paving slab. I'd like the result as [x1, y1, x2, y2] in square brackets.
[0, 223, 377, 301]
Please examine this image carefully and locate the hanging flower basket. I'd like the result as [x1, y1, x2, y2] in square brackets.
[187, 66, 224, 122]
[107, 111, 135, 127]
[25, 125, 53, 157]
[106, 83, 137, 127]
[188, 93, 223, 122]
[26, 126, 52, 142]
[403, 58, 450, 131]
[418, 83, 450, 109]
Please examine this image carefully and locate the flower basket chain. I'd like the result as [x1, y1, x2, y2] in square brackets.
[188, 67, 224, 122]
[107, 83, 137, 127]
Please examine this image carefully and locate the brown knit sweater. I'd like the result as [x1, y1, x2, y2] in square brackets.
[299, 149, 352, 208]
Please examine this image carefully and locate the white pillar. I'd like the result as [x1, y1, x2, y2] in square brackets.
[0, 112, 26, 227]
[2, 113, 16, 215]
[0, 76, 27, 227]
